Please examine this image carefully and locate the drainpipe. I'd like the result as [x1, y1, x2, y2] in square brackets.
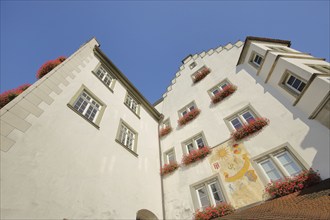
[157, 114, 166, 220]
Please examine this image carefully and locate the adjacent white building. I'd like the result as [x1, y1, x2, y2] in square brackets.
[1, 36, 329, 220]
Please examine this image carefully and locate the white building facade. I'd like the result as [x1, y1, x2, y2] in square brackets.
[1, 36, 329, 219]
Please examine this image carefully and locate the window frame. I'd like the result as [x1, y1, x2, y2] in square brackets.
[208, 79, 232, 98]
[92, 63, 116, 92]
[252, 143, 308, 185]
[67, 85, 106, 129]
[124, 92, 140, 117]
[161, 118, 171, 129]
[279, 70, 307, 97]
[115, 119, 139, 156]
[163, 147, 176, 164]
[189, 61, 197, 69]
[190, 175, 228, 211]
[249, 52, 264, 69]
[224, 105, 261, 132]
[181, 132, 208, 155]
[178, 101, 197, 118]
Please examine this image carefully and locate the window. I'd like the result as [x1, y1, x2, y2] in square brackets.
[251, 53, 263, 66]
[164, 148, 176, 164]
[161, 118, 171, 129]
[209, 80, 230, 96]
[284, 72, 307, 94]
[183, 133, 207, 154]
[189, 62, 197, 69]
[227, 108, 257, 131]
[179, 102, 196, 117]
[194, 179, 225, 210]
[92, 64, 116, 91]
[67, 85, 106, 128]
[257, 149, 303, 182]
[116, 120, 138, 153]
[124, 93, 140, 116]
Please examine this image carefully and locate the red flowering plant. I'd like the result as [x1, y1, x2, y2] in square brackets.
[194, 202, 235, 220]
[265, 169, 321, 199]
[182, 146, 211, 166]
[211, 85, 237, 104]
[36, 56, 66, 79]
[231, 117, 269, 141]
[159, 126, 172, 137]
[160, 162, 179, 176]
[0, 83, 31, 109]
[178, 109, 201, 126]
[193, 67, 211, 83]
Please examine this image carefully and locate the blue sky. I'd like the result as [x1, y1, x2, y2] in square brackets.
[1, 1, 329, 104]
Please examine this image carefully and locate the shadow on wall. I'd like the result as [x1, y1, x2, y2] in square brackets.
[235, 64, 330, 179]
[136, 209, 158, 220]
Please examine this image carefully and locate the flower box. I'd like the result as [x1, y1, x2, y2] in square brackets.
[159, 126, 172, 137]
[265, 169, 321, 199]
[160, 162, 179, 176]
[0, 84, 31, 109]
[193, 67, 211, 83]
[182, 146, 211, 166]
[178, 109, 201, 126]
[211, 85, 237, 104]
[36, 56, 66, 79]
[194, 202, 235, 220]
[231, 117, 269, 141]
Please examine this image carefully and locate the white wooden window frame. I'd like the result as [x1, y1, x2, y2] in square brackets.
[92, 64, 116, 92]
[228, 110, 256, 131]
[178, 102, 197, 117]
[209, 80, 230, 97]
[116, 119, 138, 155]
[183, 133, 207, 155]
[124, 93, 140, 116]
[285, 73, 307, 94]
[195, 179, 225, 210]
[73, 91, 101, 123]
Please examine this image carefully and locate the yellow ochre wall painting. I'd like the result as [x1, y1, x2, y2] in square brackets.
[208, 141, 264, 208]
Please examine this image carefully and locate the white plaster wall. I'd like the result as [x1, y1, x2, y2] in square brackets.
[1, 40, 163, 219]
[157, 43, 329, 219]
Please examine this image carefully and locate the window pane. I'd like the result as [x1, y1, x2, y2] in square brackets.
[292, 78, 302, 90]
[231, 118, 243, 130]
[297, 82, 306, 92]
[189, 105, 195, 111]
[260, 160, 282, 181]
[182, 110, 187, 116]
[209, 182, 223, 204]
[287, 75, 295, 86]
[276, 152, 302, 176]
[195, 137, 205, 149]
[197, 187, 210, 209]
[167, 151, 175, 163]
[220, 83, 228, 89]
[186, 143, 194, 153]
[212, 89, 220, 95]
[242, 112, 255, 123]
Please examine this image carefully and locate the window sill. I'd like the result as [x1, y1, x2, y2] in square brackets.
[248, 61, 261, 70]
[115, 139, 138, 157]
[67, 104, 100, 129]
[279, 83, 300, 98]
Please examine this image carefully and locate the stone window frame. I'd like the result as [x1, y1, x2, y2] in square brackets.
[163, 147, 176, 164]
[67, 84, 107, 129]
[181, 132, 208, 155]
[177, 101, 198, 118]
[224, 104, 262, 132]
[279, 70, 307, 97]
[190, 174, 229, 211]
[207, 78, 232, 98]
[115, 119, 139, 157]
[248, 51, 264, 69]
[251, 143, 309, 185]
[124, 92, 140, 118]
[92, 63, 116, 92]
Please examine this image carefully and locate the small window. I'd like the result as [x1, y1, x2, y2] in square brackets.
[183, 133, 207, 154]
[189, 62, 197, 69]
[164, 149, 176, 164]
[249, 52, 263, 69]
[116, 120, 138, 153]
[124, 93, 140, 116]
[92, 64, 116, 91]
[161, 118, 171, 129]
[67, 85, 106, 128]
[179, 102, 197, 117]
[194, 179, 225, 210]
[209, 80, 230, 96]
[257, 149, 303, 182]
[226, 108, 257, 131]
[282, 72, 307, 94]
